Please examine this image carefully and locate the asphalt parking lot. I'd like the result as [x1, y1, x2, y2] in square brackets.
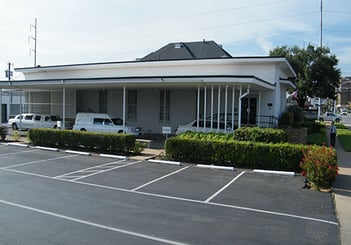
[0, 143, 339, 245]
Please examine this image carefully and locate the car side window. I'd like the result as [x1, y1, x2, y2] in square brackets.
[25, 115, 33, 120]
[35, 115, 41, 121]
[45, 116, 50, 121]
[93, 118, 104, 125]
[104, 119, 113, 125]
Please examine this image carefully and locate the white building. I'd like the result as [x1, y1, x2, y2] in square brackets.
[0, 41, 296, 134]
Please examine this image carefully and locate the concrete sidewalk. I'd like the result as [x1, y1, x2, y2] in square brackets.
[332, 136, 351, 245]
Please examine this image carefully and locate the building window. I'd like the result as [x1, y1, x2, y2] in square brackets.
[160, 89, 170, 122]
[99, 90, 107, 113]
[127, 90, 137, 120]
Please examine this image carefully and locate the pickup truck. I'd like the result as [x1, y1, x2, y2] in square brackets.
[319, 112, 342, 123]
[8, 113, 58, 130]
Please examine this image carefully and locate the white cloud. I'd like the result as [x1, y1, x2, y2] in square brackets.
[256, 37, 273, 54]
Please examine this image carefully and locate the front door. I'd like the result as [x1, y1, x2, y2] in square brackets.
[241, 97, 257, 125]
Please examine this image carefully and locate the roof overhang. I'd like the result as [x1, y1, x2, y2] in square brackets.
[0, 75, 275, 91]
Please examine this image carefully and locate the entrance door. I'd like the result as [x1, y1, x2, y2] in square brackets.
[241, 98, 257, 125]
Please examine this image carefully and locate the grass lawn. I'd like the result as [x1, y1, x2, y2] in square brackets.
[337, 128, 351, 151]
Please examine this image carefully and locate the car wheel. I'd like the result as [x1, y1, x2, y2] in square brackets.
[12, 123, 18, 130]
[118, 130, 124, 134]
[319, 118, 324, 122]
[335, 118, 340, 123]
[80, 128, 86, 131]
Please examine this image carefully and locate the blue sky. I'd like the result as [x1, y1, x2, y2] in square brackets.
[1, 0, 350, 80]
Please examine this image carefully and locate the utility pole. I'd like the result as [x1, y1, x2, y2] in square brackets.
[320, 0, 323, 48]
[5, 62, 13, 82]
[29, 18, 37, 67]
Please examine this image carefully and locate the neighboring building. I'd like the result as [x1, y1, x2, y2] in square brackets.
[338, 77, 351, 108]
[0, 40, 296, 133]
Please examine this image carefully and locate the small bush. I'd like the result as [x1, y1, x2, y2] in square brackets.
[300, 145, 338, 190]
[233, 127, 288, 143]
[28, 129, 138, 155]
[302, 120, 323, 134]
[279, 105, 305, 127]
[0, 126, 8, 141]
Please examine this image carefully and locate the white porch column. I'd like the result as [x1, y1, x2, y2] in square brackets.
[257, 91, 261, 127]
[203, 85, 207, 130]
[224, 85, 228, 132]
[232, 86, 235, 130]
[123, 86, 126, 133]
[210, 86, 214, 130]
[62, 86, 66, 129]
[217, 86, 221, 130]
[197, 85, 200, 131]
[238, 86, 242, 128]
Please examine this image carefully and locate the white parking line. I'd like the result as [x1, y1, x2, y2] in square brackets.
[70, 161, 142, 181]
[0, 166, 339, 226]
[55, 159, 127, 179]
[204, 171, 246, 203]
[0, 199, 186, 245]
[2, 155, 77, 169]
[132, 166, 190, 191]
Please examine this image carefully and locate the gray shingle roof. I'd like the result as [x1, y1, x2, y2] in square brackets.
[141, 40, 232, 61]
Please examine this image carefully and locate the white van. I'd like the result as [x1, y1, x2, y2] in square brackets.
[73, 113, 142, 136]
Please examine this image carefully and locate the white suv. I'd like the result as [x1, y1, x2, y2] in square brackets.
[8, 114, 58, 130]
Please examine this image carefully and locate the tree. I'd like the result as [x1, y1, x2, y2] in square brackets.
[270, 44, 341, 108]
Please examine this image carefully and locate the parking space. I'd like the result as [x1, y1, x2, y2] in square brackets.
[0, 143, 340, 244]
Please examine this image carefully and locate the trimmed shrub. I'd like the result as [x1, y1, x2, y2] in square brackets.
[28, 129, 137, 155]
[279, 105, 305, 127]
[165, 137, 304, 172]
[0, 126, 7, 141]
[177, 132, 234, 141]
[233, 127, 288, 143]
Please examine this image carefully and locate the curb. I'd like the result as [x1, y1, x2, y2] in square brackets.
[36, 146, 59, 152]
[196, 164, 235, 171]
[7, 143, 29, 148]
[148, 159, 182, 166]
[99, 154, 128, 160]
[65, 150, 91, 156]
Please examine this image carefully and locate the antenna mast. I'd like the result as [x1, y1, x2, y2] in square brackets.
[29, 18, 37, 67]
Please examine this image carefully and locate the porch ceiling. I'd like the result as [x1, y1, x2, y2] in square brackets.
[0, 75, 275, 91]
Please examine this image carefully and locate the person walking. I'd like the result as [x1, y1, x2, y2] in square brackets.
[330, 121, 337, 147]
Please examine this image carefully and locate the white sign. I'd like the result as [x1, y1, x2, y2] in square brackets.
[162, 126, 172, 135]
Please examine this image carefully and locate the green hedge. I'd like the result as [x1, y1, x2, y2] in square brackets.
[165, 137, 309, 172]
[28, 129, 136, 154]
[233, 127, 288, 143]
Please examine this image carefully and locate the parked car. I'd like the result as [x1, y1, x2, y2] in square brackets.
[73, 113, 142, 136]
[176, 119, 233, 135]
[8, 113, 58, 130]
[304, 110, 318, 120]
[340, 109, 350, 116]
[50, 115, 74, 130]
[319, 112, 342, 123]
